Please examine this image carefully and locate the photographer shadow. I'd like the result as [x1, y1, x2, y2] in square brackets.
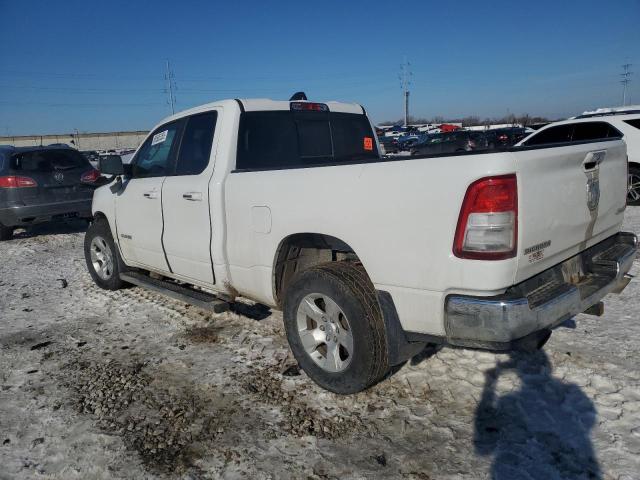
[474, 350, 601, 479]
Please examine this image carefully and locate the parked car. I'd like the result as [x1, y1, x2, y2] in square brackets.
[485, 127, 531, 149]
[411, 130, 488, 155]
[85, 96, 635, 394]
[517, 113, 640, 205]
[378, 135, 399, 154]
[396, 133, 424, 151]
[0, 146, 101, 240]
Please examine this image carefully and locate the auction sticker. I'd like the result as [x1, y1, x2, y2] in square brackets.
[364, 137, 373, 151]
[152, 130, 168, 146]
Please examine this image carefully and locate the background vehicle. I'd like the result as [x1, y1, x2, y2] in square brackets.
[411, 130, 488, 155]
[517, 113, 640, 204]
[86, 97, 634, 394]
[378, 135, 399, 154]
[485, 127, 531, 149]
[0, 146, 101, 240]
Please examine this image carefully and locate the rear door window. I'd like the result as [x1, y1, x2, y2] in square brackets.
[236, 110, 378, 170]
[175, 112, 217, 176]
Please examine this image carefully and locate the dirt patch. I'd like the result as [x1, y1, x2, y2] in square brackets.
[184, 325, 222, 344]
[237, 366, 370, 440]
[67, 358, 229, 474]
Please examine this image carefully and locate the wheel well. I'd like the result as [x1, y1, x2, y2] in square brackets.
[629, 162, 640, 171]
[93, 211, 108, 222]
[273, 233, 363, 306]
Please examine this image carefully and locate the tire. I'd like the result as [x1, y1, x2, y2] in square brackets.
[283, 262, 389, 394]
[627, 164, 640, 206]
[0, 222, 13, 241]
[84, 218, 126, 290]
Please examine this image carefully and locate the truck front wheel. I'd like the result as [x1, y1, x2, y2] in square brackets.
[283, 262, 389, 394]
[84, 219, 126, 290]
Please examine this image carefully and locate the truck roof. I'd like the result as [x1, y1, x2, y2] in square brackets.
[159, 98, 366, 127]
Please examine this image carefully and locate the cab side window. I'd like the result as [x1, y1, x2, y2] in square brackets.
[132, 121, 181, 178]
[175, 112, 217, 176]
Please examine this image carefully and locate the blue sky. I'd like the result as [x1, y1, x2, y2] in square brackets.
[0, 0, 639, 135]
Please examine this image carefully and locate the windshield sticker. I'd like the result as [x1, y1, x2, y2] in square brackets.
[364, 137, 373, 151]
[151, 130, 168, 146]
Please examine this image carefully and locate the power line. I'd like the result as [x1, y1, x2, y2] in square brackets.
[621, 63, 633, 106]
[164, 60, 177, 114]
[399, 57, 412, 127]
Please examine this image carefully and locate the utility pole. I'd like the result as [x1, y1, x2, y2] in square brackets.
[621, 63, 633, 106]
[165, 60, 177, 114]
[399, 57, 412, 127]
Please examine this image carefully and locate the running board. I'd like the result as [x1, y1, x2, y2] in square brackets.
[119, 272, 230, 314]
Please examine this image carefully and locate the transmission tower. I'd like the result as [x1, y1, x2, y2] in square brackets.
[165, 60, 177, 114]
[399, 57, 412, 127]
[621, 63, 633, 106]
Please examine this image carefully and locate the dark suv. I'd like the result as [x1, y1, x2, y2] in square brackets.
[0, 146, 101, 240]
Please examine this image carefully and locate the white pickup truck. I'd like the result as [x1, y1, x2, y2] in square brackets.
[85, 95, 636, 394]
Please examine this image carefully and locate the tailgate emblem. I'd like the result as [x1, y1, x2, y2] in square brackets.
[586, 171, 600, 211]
[53, 172, 64, 183]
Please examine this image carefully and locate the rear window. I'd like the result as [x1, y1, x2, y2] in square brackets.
[523, 122, 622, 146]
[236, 110, 378, 170]
[624, 119, 640, 130]
[11, 149, 89, 172]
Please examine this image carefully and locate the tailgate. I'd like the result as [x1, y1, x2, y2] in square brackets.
[513, 139, 627, 283]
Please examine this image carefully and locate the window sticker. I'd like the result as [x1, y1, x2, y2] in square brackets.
[364, 137, 373, 151]
[151, 130, 168, 146]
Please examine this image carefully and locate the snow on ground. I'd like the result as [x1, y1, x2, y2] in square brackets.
[1, 213, 640, 480]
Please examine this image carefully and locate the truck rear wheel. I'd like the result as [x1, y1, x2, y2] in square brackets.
[0, 222, 13, 241]
[84, 219, 126, 290]
[283, 262, 389, 394]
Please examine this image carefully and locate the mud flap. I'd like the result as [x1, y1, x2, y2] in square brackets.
[376, 290, 428, 366]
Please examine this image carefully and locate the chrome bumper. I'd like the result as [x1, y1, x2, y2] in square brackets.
[445, 232, 637, 350]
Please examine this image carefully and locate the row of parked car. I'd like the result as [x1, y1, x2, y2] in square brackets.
[379, 127, 532, 155]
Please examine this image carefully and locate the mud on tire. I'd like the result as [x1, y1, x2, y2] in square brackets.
[283, 262, 389, 394]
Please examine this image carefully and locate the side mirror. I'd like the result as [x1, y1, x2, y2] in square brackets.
[99, 155, 124, 176]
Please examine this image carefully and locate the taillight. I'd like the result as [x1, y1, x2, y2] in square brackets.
[453, 174, 517, 260]
[81, 169, 101, 183]
[0, 175, 38, 188]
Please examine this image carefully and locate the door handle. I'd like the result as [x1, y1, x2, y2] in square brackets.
[143, 191, 158, 199]
[182, 192, 203, 201]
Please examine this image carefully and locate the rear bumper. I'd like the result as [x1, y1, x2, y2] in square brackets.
[0, 199, 92, 227]
[445, 232, 637, 350]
